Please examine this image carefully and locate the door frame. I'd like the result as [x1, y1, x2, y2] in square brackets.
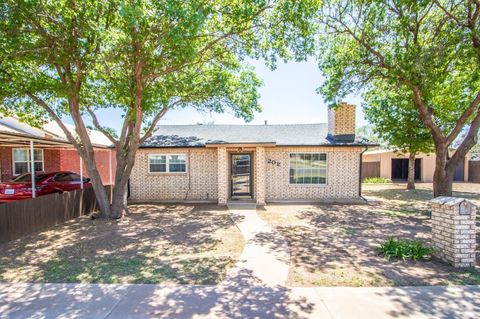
[229, 152, 254, 199]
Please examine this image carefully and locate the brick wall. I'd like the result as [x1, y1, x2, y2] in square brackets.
[265, 146, 363, 201]
[328, 103, 356, 136]
[0, 147, 13, 182]
[130, 146, 363, 203]
[431, 197, 477, 268]
[217, 147, 228, 204]
[255, 147, 266, 205]
[57, 149, 114, 184]
[130, 148, 218, 202]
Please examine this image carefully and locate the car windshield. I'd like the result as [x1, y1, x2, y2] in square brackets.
[11, 173, 48, 182]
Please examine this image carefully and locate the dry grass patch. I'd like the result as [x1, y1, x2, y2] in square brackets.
[0, 204, 243, 285]
[258, 183, 480, 287]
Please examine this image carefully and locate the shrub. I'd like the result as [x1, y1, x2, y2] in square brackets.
[363, 177, 392, 184]
[377, 237, 433, 261]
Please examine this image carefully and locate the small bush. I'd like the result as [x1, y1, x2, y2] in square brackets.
[363, 177, 392, 184]
[377, 237, 433, 261]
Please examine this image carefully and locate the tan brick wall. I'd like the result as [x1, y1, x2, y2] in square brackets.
[328, 103, 356, 136]
[431, 197, 477, 268]
[130, 148, 218, 201]
[131, 146, 363, 203]
[217, 147, 228, 204]
[255, 147, 266, 205]
[265, 146, 363, 201]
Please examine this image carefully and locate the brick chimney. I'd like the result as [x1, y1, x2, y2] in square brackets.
[328, 102, 356, 141]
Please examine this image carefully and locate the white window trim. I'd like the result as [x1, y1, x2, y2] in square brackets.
[148, 153, 188, 174]
[288, 152, 328, 186]
[12, 148, 45, 176]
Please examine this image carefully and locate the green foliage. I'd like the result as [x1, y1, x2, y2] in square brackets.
[363, 82, 434, 156]
[363, 177, 392, 184]
[0, 0, 320, 128]
[356, 125, 385, 146]
[311, 0, 480, 156]
[377, 237, 433, 261]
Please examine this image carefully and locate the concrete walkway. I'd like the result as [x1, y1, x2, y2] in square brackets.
[225, 203, 290, 287]
[1, 283, 479, 318]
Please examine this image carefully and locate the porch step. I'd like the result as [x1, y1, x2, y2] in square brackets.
[227, 201, 257, 210]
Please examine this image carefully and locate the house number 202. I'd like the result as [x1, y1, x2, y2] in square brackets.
[267, 159, 280, 166]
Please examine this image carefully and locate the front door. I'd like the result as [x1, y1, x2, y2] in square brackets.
[231, 154, 251, 199]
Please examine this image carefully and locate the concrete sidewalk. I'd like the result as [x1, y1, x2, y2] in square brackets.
[1, 282, 479, 318]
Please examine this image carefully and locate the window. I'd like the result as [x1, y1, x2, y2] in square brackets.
[149, 154, 187, 173]
[54, 173, 83, 182]
[12, 149, 44, 176]
[289, 153, 327, 184]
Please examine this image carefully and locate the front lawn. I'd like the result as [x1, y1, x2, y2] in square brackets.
[257, 183, 480, 287]
[0, 204, 244, 285]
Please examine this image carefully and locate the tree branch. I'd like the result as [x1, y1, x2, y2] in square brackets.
[139, 106, 169, 144]
[411, 86, 446, 142]
[86, 106, 118, 146]
[25, 92, 80, 149]
[446, 92, 480, 145]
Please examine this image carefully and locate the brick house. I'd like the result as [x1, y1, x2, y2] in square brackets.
[130, 103, 374, 205]
[0, 117, 115, 184]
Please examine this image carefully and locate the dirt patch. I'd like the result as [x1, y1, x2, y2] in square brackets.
[0, 204, 244, 284]
[258, 183, 480, 287]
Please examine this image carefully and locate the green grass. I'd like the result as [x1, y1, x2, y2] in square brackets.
[37, 254, 235, 285]
[377, 237, 433, 261]
[363, 177, 392, 184]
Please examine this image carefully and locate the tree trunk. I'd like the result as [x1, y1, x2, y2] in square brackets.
[432, 147, 454, 197]
[82, 153, 112, 218]
[109, 143, 139, 219]
[406, 152, 416, 190]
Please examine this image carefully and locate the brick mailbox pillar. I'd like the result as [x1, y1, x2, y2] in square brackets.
[431, 197, 477, 268]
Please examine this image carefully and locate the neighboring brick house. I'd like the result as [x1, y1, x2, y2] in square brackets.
[0, 117, 115, 184]
[130, 103, 374, 205]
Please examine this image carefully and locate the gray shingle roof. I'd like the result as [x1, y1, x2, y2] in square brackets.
[141, 124, 373, 148]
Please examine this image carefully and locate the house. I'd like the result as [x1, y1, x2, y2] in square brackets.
[0, 117, 115, 184]
[362, 149, 471, 182]
[130, 103, 374, 205]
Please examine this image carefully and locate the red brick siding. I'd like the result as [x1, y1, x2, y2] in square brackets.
[57, 149, 115, 184]
[0, 147, 13, 182]
[44, 149, 61, 172]
[0, 147, 115, 185]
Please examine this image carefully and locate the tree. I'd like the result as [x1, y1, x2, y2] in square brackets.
[1, 0, 265, 218]
[311, 0, 480, 196]
[363, 82, 434, 189]
[0, 0, 316, 218]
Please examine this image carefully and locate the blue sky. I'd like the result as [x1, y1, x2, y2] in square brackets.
[84, 59, 367, 131]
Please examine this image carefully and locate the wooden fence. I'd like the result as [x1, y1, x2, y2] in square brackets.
[469, 160, 480, 183]
[0, 186, 112, 244]
[361, 162, 381, 180]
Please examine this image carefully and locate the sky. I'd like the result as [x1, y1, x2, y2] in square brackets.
[80, 59, 367, 131]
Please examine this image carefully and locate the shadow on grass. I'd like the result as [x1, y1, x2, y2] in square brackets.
[0, 204, 242, 285]
[263, 203, 480, 287]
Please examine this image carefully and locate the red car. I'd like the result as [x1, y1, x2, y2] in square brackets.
[0, 171, 91, 202]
